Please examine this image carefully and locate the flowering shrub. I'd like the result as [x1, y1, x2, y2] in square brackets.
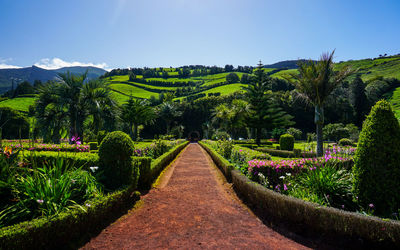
[247, 146, 354, 188]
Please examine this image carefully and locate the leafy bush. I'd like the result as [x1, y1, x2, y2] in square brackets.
[0, 147, 20, 208]
[286, 164, 354, 210]
[338, 138, 353, 146]
[279, 134, 294, 151]
[353, 100, 400, 215]
[323, 123, 350, 142]
[0, 157, 102, 227]
[211, 130, 230, 140]
[286, 127, 302, 140]
[217, 140, 234, 159]
[148, 139, 169, 159]
[98, 131, 136, 190]
[271, 128, 286, 140]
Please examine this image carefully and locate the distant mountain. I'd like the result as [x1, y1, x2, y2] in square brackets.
[264, 59, 316, 69]
[0, 66, 107, 93]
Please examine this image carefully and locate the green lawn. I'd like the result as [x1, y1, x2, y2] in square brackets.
[110, 84, 158, 99]
[0, 97, 36, 112]
[388, 86, 400, 119]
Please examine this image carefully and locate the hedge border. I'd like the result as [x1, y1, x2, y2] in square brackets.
[0, 141, 189, 249]
[199, 141, 400, 247]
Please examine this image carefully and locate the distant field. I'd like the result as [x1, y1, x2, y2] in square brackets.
[201, 83, 245, 95]
[388, 87, 400, 119]
[0, 97, 36, 112]
[191, 72, 244, 86]
[110, 83, 158, 99]
[269, 69, 298, 79]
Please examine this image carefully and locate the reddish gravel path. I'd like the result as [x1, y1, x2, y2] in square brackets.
[82, 143, 309, 249]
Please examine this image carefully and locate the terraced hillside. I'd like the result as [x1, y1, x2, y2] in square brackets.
[1, 55, 400, 113]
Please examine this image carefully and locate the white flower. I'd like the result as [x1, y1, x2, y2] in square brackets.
[89, 166, 99, 172]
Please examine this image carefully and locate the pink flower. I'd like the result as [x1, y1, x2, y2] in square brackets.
[37, 199, 44, 204]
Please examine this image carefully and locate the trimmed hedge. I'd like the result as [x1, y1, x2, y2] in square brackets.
[199, 142, 400, 247]
[20, 151, 99, 171]
[0, 141, 189, 249]
[256, 147, 316, 158]
[279, 134, 294, 151]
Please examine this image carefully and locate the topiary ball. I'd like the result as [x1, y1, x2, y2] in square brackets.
[279, 133, 295, 151]
[99, 131, 135, 190]
[352, 100, 400, 215]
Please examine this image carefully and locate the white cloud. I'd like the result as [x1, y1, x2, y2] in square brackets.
[0, 63, 22, 69]
[0, 58, 22, 69]
[34, 58, 109, 70]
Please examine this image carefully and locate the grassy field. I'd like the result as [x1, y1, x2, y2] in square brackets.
[110, 84, 158, 99]
[388, 87, 400, 119]
[0, 97, 36, 112]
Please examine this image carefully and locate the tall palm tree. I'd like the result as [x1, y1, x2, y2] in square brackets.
[287, 50, 353, 156]
[81, 80, 117, 135]
[121, 97, 156, 141]
[157, 102, 182, 134]
[35, 72, 116, 143]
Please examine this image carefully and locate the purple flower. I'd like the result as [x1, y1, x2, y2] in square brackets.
[37, 199, 44, 204]
[369, 203, 374, 209]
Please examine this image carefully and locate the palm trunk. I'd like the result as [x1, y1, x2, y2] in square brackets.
[133, 123, 138, 141]
[315, 105, 324, 157]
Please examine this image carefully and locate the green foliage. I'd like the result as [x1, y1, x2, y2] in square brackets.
[0, 157, 102, 227]
[323, 123, 350, 141]
[0, 107, 29, 139]
[271, 127, 286, 140]
[211, 130, 230, 140]
[226, 72, 239, 84]
[286, 164, 354, 209]
[148, 139, 169, 159]
[217, 140, 234, 159]
[279, 134, 295, 151]
[353, 100, 400, 215]
[0, 148, 20, 208]
[338, 138, 353, 146]
[98, 131, 136, 190]
[286, 127, 302, 140]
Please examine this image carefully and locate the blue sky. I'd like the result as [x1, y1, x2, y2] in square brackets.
[0, 0, 399, 70]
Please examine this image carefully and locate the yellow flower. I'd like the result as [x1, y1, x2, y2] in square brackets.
[4, 146, 12, 154]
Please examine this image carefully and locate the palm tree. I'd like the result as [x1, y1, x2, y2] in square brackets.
[121, 97, 156, 141]
[287, 50, 353, 156]
[157, 102, 182, 134]
[81, 80, 117, 135]
[34, 72, 116, 143]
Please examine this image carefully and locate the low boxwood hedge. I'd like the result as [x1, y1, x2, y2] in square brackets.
[20, 151, 99, 171]
[0, 141, 189, 249]
[256, 147, 316, 158]
[199, 142, 400, 247]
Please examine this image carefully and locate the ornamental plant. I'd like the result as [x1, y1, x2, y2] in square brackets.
[279, 133, 295, 151]
[98, 131, 136, 190]
[352, 100, 400, 215]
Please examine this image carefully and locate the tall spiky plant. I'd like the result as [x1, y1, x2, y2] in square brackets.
[287, 50, 353, 156]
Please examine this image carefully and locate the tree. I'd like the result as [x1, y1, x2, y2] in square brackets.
[121, 97, 156, 141]
[226, 72, 240, 84]
[350, 75, 370, 127]
[243, 61, 294, 145]
[13, 81, 35, 97]
[240, 73, 249, 84]
[34, 72, 116, 143]
[287, 50, 353, 156]
[224, 64, 234, 72]
[129, 72, 136, 81]
[157, 102, 182, 134]
[0, 107, 29, 139]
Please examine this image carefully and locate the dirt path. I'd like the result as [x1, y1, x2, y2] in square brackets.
[82, 143, 309, 249]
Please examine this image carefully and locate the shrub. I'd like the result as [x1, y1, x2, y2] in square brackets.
[279, 134, 294, 151]
[353, 100, 400, 215]
[323, 123, 350, 142]
[149, 140, 169, 159]
[97, 130, 107, 145]
[338, 138, 353, 146]
[98, 131, 136, 190]
[217, 140, 234, 159]
[286, 127, 302, 140]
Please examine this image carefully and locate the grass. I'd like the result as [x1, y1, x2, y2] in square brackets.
[110, 84, 158, 99]
[0, 97, 36, 112]
[387, 86, 400, 119]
